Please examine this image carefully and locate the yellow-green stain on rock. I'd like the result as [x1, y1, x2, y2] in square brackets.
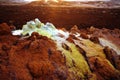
[57, 41, 94, 79]
[74, 39, 106, 58]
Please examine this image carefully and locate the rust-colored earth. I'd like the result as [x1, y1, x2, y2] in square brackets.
[0, 23, 120, 80]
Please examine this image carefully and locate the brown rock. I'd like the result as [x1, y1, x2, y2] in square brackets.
[89, 57, 120, 80]
[90, 36, 100, 43]
[80, 33, 89, 39]
[103, 46, 120, 70]
[28, 61, 54, 78]
[0, 23, 11, 35]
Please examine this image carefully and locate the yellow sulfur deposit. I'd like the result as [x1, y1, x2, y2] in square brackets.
[57, 41, 95, 79]
[74, 39, 106, 58]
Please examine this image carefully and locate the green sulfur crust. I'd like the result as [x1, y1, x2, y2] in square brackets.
[22, 18, 56, 38]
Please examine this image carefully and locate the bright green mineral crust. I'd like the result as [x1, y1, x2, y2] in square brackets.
[22, 18, 56, 38]
[20, 18, 94, 79]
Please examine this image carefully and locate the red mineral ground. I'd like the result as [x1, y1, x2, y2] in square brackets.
[0, 0, 120, 80]
[0, 21, 120, 80]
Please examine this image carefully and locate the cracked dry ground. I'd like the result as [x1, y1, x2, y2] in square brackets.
[0, 23, 120, 80]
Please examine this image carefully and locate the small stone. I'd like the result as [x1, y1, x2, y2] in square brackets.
[80, 33, 89, 39]
[90, 36, 99, 43]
